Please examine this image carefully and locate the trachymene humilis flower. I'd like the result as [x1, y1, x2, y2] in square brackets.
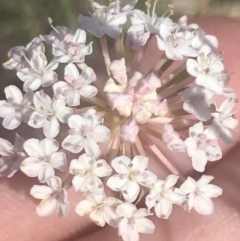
[30, 176, 70, 217]
[1, 1, 237, 240]
[180, 175, 223, 215]
[75, 193, 122, 227]
[69, 153, 112, 194]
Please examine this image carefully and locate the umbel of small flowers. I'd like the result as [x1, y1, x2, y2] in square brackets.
[0, 1, 238, 241]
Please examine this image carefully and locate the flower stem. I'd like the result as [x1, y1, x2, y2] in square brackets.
[63, 174, 74, 190]
[81, 96, 109, 111]
[134, 135, 146, 156]
[100, 35, 111, 76]
[158, 77, 194, 100]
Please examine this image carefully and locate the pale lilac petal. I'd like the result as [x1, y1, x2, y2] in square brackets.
[192, 150, 208, 172]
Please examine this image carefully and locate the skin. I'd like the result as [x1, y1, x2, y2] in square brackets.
[0, 16, 240, 241]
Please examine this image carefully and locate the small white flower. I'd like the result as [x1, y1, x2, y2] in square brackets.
[69, 153, 112, 194]
[0, 85, 32, 130]
[145, 175, 186, 219]
[28, 90, 72, 138]
[180, 175, 223, 215]
[0, 134, 26, 177]
[3, 37, 44, 70]
[107, 155, 157, 202]
[188, 25, 219, 51]
[186, 46, 225, 94]
[53, 63, 98, 106]
[131, 9, 176, 37]
[156, 32, 198, 60]
[62, 109, 111, 157]
[162, 124, 186, 153]
[210, 98, 238, 143]
[185, 122, 222, 172]
[181, 86, 214, 121]
[126, 25, 150, 50]
[30, 176, 70, 217]
[52, 29, 93, 63]
[21, 138, 67, 182]
[116, 202, 155, 241]
[75, 193, 122, 227]
[17, 52, 59, 92]
[78, 5, 127, 38]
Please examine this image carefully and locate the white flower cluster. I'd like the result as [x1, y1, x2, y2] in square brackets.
[0, 1, 238, 241]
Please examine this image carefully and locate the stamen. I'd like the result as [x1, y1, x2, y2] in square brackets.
[48, 17, 60, 34]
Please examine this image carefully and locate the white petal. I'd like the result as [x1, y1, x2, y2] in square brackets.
[20, 157, 42, 177]
[193, 195, 214, 215]
[38, 164, 55, 183]
[83, 138, 101, 158]
[199, 184, 223, 198]
[42, 71, 58, 87]
[30, 185, 53, 199]
[116, 202, 137, 218]
[135, 217, 155, 234]
[47, 176, 62, 190]
[89, 210, 106, 227]
[62, 135, 83, 153]
[191, 150, 208, 172]
[5, 85, 23, 104]
[87, 176, 104, 194]
[155, 198, 172, 219]
[28, 111, 46, 128]
[0, 138, 14, 156]
[23, 139, 43, 157]
[118, 219, 139, 241]
[131, 155, 148, 172]
[111, 156, 131, 174]
[50, 152, 67, 172]
[197, 175, 214, 187]
[43, 118, 60, 138]
[164, 174, 179, 189]
[123, 181, 140, 202]
[107, 174, 128, 191]
[93, 159, 112, 177]
[186, 59, 202, 77]
[0, 101, 15, 118]
[72, 175, 88, 193]
[2, 112, 22, 130]
[79, 85, 98, 99]
[40, 138, 59, 156]
[56, 106, 73, 123]
[75, 199, 95, 216]
[180, 177, 196, 194]
[65, 63, 80, 79]
[92, 125, 111, 143]
[68, 114, 85, 129]
[36, 199, 57, 217]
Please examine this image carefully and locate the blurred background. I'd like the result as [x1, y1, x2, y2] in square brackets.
[0, 0, 240, 97]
